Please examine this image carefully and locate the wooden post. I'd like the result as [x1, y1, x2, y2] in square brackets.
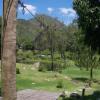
[82, 88, 85, 100]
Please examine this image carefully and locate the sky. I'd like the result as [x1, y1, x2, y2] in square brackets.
[0, 0, 77, 25]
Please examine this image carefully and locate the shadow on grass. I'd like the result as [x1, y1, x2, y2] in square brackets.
[59, 90, 100, 100]
[72, 77, 89, 82]
[72, 77, 100, 84]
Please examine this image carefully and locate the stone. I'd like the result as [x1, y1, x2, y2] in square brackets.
[70, 92, 81, 100]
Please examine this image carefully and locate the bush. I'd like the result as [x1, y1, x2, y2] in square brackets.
[38, 61, 51, 72]
[41, 50, 50, 55]
[17, 50, 34, 64]
[56, 80, 63, 88]
[38, 61, 64, 72]
[65, 60, 75, 68]
[16, 68, 20, 74]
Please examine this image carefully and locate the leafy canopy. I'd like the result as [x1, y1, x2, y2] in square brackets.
[73, 0, 100, 51]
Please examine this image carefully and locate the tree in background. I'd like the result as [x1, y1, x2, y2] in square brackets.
[73, 29, 100, 83]
[35, 15, 57, 71]
[73, 0, 100, 51]
[1, 0, 17, 100]
[75, 46, 100, 80]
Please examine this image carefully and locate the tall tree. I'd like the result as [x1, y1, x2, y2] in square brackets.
[73, 0, 100, 51]
[1, 0, 17, 100]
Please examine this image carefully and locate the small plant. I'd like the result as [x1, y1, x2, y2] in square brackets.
[58, 91, 69, 100]
[16, 50, 34, 64]
[38, 66, 46, 72]
[38, 61, 51, 72]
[56, 80, 63, 88]
[16, 68, 20, 74]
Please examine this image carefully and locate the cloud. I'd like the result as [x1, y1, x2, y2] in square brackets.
[47, 7, 54, 14]
[59, 8, 76, 17]
[19, 4, 37, 15]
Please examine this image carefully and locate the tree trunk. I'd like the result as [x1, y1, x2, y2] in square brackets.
[82, 88, 85, 100]
[51, 48, 54, 71]
[89, 67, 93, 87]
[1, 0, 17, 100]
[90, 67, 93, 80]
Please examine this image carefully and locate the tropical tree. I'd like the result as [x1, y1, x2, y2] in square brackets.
[1, 0, 17, 100]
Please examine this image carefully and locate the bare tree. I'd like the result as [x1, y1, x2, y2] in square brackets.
[1, 0, 18, 100]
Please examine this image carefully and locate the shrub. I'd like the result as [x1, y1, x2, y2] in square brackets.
[38, 61, 64, 72]
[56, 80, 63, 88]
[38, 61, 51, 72]
[65, 60, 75, 68]
[16, 68, 20, 74]
[17, 50, 34, 64]
[41, 50, 50, 55]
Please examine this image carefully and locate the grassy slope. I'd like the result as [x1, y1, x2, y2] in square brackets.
[16, 63, 100, 93]
[16, 63, 78, 92]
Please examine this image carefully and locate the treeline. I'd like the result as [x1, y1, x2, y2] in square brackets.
[16, 14, 79, 70]
[16, 14, 100, 81]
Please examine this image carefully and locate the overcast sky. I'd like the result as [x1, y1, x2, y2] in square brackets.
[0, 0, 77, 25]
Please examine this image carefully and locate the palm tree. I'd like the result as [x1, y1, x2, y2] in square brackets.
[1, 0, 18, 100]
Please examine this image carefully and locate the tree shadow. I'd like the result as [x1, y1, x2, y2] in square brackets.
[84, 91, 100, 100]
[72, 77, 89, 83]
[72, 77, 100, 84]
[59, 90, 100, 100]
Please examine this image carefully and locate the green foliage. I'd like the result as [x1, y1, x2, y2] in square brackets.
[38, 62, 50, 72]
[38, 60, 64, 72]
[16, 68, 20, 74]
[17, 19, 38, 50]
[74, 47, 100, 70]
[73, 0, 100, 51]
[17, 50, 34, 64]
[56, 80, 63, 88]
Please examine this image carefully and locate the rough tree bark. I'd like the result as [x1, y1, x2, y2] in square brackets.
[1, 0, 17, 100]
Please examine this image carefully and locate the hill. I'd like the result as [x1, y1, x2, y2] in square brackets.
[17, 14, 65, 50]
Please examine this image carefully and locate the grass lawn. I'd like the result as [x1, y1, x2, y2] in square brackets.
[0, 62, 100, 100]
[16, 63, 78, 92]
[16, 63, 100, 94]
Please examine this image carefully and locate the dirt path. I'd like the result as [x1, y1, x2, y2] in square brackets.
[0, 89, 61, 100]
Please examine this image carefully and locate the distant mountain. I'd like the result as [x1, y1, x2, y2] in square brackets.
[17, 14, 65, 49]
[0, 15, 66, 50]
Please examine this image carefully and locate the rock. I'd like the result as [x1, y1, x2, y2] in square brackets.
[33, 62, 40, 69]
[44, 79, 50, 81]
[31, 67, 35, 70]
[77, 89, 82, 92]
[32, 83, 36, 85]
[70, 92, 81, 100]
[23, 67, 26, 70]
[64, 76, 71, 80]
[60, 91, 70, 98]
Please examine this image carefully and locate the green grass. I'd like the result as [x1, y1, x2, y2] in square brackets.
[62, 67, 100, 79]
[0, 62, 100, 99]
[16, 63, 78, 91]
[16, 63, 100, 93]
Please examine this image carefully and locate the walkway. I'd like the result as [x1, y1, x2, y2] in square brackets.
[0, 89, 61, 100]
